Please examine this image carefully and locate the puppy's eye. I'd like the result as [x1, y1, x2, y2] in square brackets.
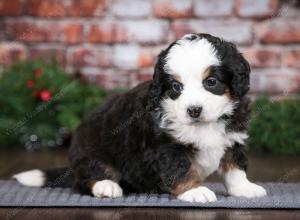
[205, 77, 217, 87]
[172, 82, 182, 93]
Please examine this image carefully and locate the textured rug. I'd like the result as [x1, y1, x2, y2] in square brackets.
[0, 180, 299, 209]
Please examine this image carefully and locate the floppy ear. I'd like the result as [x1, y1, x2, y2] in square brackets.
[230, 53, 250, 98]
[147, 50, 167, 110]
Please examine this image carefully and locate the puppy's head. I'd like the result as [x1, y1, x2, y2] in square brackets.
[149, 33, 250, 125]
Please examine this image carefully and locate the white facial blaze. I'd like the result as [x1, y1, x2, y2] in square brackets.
[165, 37, 219, 76]
[163, 36, 235, 125]
[161, 35, 246, 177]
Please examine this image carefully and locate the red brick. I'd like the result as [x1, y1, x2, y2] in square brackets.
[283, 49, 300, 68]
[6, 20, 83, 44]
[172, 20, 253, 45]
[194, 0, 234, 17]
[5, 20, 59, 42]
[63, 23, 83, 44]
[153, 0, 192, 18]
[88, 22, 117, 43]
[138, 46, 163, 68]
[65, 0, 106, 17]
[29, 47, 66, 65]
[236, 0, 280, 18]
[81, 0, 106, 17]
[65, 0, 81, 16]
[64, 0, 107, 17]
[139, 50, 155, 68]
[0, 0, 24, 16]
[255, 20, 300, 44]
[242, 48, 281, 68]
[67, 7, 80, 17]
[70, 47, 111, 67]
[0, 42, 27, 65]
[250, 69, 300, 94]
[28, 0, 65, 17]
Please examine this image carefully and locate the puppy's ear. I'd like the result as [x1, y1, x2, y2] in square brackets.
[230, 53, 250, 98]
[147, 50, 167, 110]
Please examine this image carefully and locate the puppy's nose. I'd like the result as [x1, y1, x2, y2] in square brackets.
[187, 106, 202, 118]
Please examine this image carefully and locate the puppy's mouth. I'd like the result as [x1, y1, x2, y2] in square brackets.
[190, 118, 202, 124]
[189, 118, 207, 125]
[189, 117, 218, 125]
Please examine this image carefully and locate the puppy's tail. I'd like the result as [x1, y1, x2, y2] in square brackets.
[13, 167, 74, 188]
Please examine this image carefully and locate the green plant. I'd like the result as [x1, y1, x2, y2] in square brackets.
[248, 98, 300, 155]
[0, 59, 108, 150]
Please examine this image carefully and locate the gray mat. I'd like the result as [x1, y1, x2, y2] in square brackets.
[0, 180, 299, 209]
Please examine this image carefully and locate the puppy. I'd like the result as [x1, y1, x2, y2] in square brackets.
[14, 33, 267, 203]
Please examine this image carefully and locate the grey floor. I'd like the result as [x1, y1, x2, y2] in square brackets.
[0, 149, 299, 220]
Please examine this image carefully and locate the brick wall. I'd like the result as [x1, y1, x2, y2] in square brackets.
[0, 0, 300, 96]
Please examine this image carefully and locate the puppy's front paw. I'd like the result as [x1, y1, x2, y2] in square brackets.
[92, 180, 123, 198]
[177, 186, 217, 203]
[228, 182, 267, 198]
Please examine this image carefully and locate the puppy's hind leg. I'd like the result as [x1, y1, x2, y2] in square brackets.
[73, 160, 123, 199]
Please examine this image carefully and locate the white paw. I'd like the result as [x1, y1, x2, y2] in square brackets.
[92, 180, 123, 198]
[177, 186, 217, 203]
[228, 182, 267, 198]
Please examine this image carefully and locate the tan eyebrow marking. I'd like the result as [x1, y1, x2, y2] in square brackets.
[203, 67, 211, 79]
[173, 74, 182, 83]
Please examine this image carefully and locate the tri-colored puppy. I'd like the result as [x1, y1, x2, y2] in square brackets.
[14, 33, 267, 203]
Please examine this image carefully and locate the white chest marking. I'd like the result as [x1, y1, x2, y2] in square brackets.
[166, 121, 248, 178]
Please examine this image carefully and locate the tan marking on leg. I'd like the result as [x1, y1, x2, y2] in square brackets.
[219, 151, 239, 175]
[171, 165, 202, 196]
[221, 161, 237, 173]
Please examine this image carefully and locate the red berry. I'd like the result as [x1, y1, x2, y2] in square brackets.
[34, 68, 43, 77]
[26, 80, 35, 88]
[39, 90, 52, 102]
